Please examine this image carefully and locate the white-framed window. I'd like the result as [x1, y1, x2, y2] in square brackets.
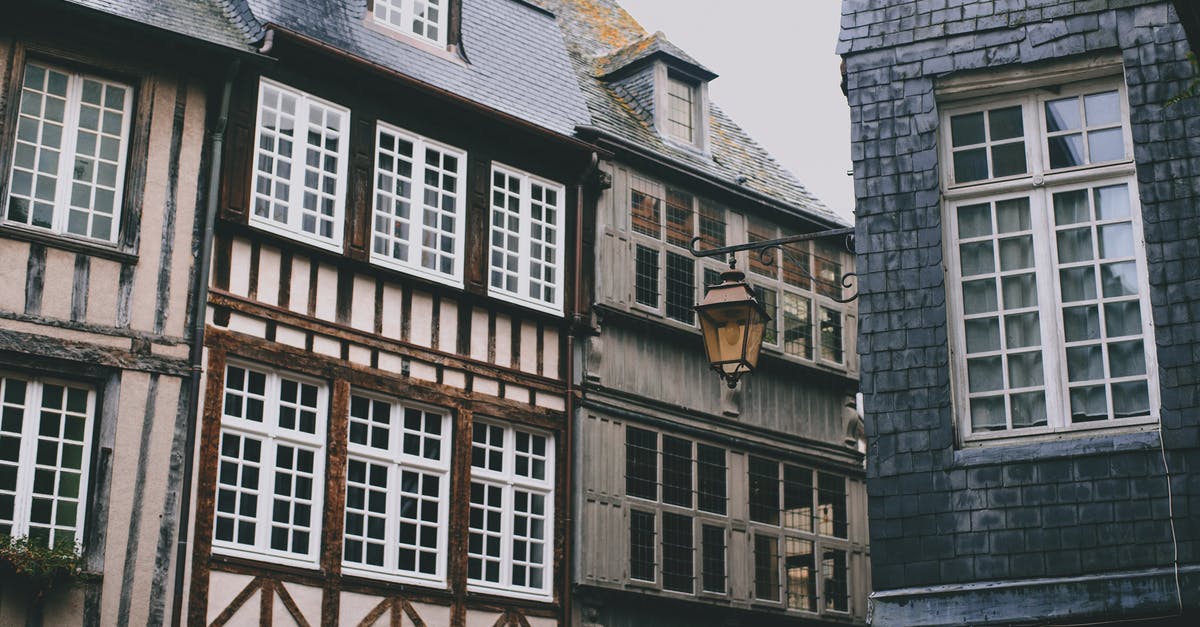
[665, 75, 696, 144]
[371, 122, 466, 286]
[213, 363, 327, 567]
[372, 0, 448, 46]
[342, 391, 451, 585]
[488, 164, 565, 315]
[250, 78, 349, 251]
[625, 425, 729, 596]
[4, 61, 133, 244]
[631, 176, 727, 326]
[940, 75, 1158, 442]
[0, 374, 95, 547]
[748, 457, 851, 615]
[467, 420, 554, 600]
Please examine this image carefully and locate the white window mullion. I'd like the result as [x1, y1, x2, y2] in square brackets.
[1032, 189, 1070, 430]
[288, 96, 310, 236]
[12, 383, 41, 538]
[51, 78, 83, 235]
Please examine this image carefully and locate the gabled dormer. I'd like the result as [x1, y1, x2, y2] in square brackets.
[596, 31, 718, 152]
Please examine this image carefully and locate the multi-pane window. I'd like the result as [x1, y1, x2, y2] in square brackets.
[666, 76, 696, 143]
[468, 420, 554, 599]
[630, 178, 727, 325]
[371, 123, 466, 285]
[213, 364, 326, 565]
[342, 393, 450, 583]
[746, 216, 849, 366]
[942, 76, 1156, 440]
[624, 426, 728, 595]
[372, 0, 448, 46]
[251, 79, 349, 250]
[4, 62, 133, 243]
[0, 375, 95, 548]
[749, 457, 851, 614]
[489, 165, 565, 314]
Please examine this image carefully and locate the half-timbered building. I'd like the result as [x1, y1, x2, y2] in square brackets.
[537, 2, 870, 625]
[181, 1, 600, 626]
[0, 1, 254, 625]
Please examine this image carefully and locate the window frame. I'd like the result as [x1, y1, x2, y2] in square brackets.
[2, 58, 135, 247]
[0, 372, 97, 547]
[621, 424, 730, 599]
[211, 361, 329, 569]
[340, 389, 452, 586]
[629, 177, 727, 327]
[248, 77, 351, 253]
[939, 75, 1159, 444]
[371, 0, 450, 47]
[487, 163, 566, 316]
[746, 457, 852, 616]
[369, 120, 467, 288]
[743, 216, 850, 368]
[466, 419, 556, 601]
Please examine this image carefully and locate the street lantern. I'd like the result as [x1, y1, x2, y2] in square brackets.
[695, 263, 770, 388]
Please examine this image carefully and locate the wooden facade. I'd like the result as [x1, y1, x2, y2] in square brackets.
[0, 5, 228, 625]
[181, 31, 597, 627]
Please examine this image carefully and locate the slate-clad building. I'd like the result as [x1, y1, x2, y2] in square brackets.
[179, 1, 601, 626]
[0, 1, 253, 625]
[538, 2, 870, 625]
[839, 0, 1200, 624]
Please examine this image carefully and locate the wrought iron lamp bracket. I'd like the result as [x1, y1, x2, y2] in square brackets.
[688, 226, 858, 303]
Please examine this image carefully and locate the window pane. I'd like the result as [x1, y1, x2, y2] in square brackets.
[698, 200, 726, 249]
[1084, 91, 1120, 126]
[1088, 128, 1124, 162]
[953, 148, 988, 183]
[970, 396, 1006, 431]
[747, 216, 777, 278]
[822, 548, 849, 612]
[820, 308, 844, 363]
[964, 318, 1001, 353]
[631, 188, 661, 238]
[662, 513, 693, 592]
[1098, 223, 1133, 259]
[1011, 391, 1048, 429]
[998, 235, 1034, 271]
[1111, 381, 1149, 418]
[991, 142, 1027, 177]
[1094, 185, 1130, 220]
[783, 293, 812, 359]
[1001, 274, 1037, 309]
[661, 436, 692, 507]
[996, 198, 1031, 233]
[989, 106, 1023, 140]
[489, 170, 522, 295]
[1007, 352, 1044, 389]
[1108, 340, 1146, 378]
[1070, 385, 1108, 422]
[467, 481, 504, 583]
[1063, 305, 1101, 342]
[1048, 133, 1085, 168]
[635, 246, 660, 308]
[629, 510, 656, 581]
[754, 535, 780, 601]
[951, 112, 985, 146]
[785, 538, 816, 611]
[665, 188, 694, 248]
[817, 473, 847, 538]
[1045, 97, 1081, 132]
[665, 252, 696, 324]
[1060, 267, 1097, 303]
[1104, 300, 1142, 337]
[967, 356, 1003, 392]
[753, 286, 779, 346]
[1004, 312, 1040, 349]
[701, 525, 726, 593]
[625, 427, 657, 500]
[749, 457, 779, 525]
[782, 465, 813, 532]
[697, 444, 727, 514]
[959, 241, 995, 276]
[957, 203, 992, 239]
[962, 279, 998, 315]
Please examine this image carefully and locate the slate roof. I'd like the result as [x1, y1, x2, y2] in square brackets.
[59, 0, 256, 52]
[533, 0, 844, 227]
[238, 0, 592, 136]
[596, 31, 717, 80]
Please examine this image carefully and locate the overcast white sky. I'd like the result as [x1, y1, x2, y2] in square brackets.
[614, 0, 855, 222]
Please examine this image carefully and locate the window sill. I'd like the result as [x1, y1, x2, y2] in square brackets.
[953, 425, 1161, 467]
[0, 224, 137, 264]
[486, 286, 563, 317]
[248, 217, 343, 255]
[466, 583, 552, 603]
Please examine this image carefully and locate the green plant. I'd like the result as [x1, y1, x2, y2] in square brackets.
[0, 535, 86, 604]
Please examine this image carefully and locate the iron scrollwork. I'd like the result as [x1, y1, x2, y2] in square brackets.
[688, 226, 859, 303]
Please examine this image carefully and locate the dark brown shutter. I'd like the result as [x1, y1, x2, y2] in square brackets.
[464, 155, 490, 294]
[345, 116, 374, 261]
[220, 75, 257, 221]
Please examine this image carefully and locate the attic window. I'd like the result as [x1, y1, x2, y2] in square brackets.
[666, 75, 696, 143]
[373, 0, 447, 46]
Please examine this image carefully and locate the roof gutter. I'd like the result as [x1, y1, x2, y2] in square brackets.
[574, 124, 849, 232]
[264, 25, 607, 156]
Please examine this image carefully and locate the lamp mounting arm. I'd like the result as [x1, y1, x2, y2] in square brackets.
[688, 227, 858, 303]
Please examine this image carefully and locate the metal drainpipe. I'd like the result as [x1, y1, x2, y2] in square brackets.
[170, 57, 240, 627]
[565, 152, 597, 627]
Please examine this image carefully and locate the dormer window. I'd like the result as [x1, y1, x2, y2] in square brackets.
[666, 75, 696, 143]
[373, 0, 447, 46]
